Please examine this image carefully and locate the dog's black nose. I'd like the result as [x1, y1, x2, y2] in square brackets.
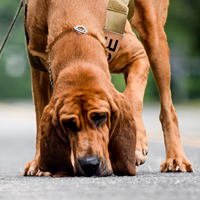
[78, 156, 100, 176]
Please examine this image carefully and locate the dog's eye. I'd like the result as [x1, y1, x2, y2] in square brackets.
[63, 118, 77, 133]
[91, 113, 107, 127]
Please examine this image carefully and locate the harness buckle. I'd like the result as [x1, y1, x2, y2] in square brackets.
[74, 25, 88, 34]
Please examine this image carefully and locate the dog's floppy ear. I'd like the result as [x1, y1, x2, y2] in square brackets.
[38, 102, 74, 177]
[108, 92, 136, 176]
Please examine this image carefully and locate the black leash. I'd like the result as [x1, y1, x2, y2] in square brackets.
[0, 0, 23, 57]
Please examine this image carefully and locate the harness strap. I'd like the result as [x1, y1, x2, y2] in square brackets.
[104, 0, 134, 62]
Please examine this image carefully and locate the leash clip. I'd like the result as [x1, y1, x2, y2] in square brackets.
[74, 25, 87, 34]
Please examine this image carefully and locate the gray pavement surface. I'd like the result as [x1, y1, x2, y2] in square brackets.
[0, 102, 200, 200]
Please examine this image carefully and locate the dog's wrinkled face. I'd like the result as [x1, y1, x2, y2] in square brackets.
[54, 89, 114, 176]
[39, 66, 136, 177]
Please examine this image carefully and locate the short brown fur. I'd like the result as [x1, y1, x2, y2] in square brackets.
[23, 0, 192, 176]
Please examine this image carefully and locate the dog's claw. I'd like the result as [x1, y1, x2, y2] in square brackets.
[186, 165, 193, 172]
[175, 165, 180, 172]
[142, 149, 148, 156]
[168, 165, 172, 171]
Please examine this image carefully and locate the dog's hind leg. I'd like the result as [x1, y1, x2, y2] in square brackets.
[130, 0, 193, 172]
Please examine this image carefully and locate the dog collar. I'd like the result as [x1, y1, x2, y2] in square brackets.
[47, 25, 108, 90]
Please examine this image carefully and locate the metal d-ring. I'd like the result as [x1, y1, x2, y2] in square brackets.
[74, 25, 88, 34]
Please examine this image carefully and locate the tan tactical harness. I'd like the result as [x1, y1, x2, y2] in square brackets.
[104, 0, 134, 62]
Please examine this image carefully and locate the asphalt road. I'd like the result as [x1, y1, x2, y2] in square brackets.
[0, 102, 200, 200]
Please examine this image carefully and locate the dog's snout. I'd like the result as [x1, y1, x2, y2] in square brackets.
[78, 156, 100, 176]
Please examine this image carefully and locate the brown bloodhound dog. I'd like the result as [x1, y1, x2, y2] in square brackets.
[23, 0, 193, 177]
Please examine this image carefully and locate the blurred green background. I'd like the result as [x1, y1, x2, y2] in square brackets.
[0, 0, 200, 103]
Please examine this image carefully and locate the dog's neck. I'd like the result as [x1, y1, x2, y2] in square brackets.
[47, 29, 110, 89]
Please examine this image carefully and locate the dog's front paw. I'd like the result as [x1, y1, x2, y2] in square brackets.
[160, 158, 193, 172]
[23, 159, 38, 176]
[135, 149, 148, 166]
[135, 138, 149, 166]
[23, 160, 51, 176]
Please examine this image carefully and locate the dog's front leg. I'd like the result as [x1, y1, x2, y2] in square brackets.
[123, 58, 150, 166]
[23, 68, 52, 176]
[109, 23, 150, 166]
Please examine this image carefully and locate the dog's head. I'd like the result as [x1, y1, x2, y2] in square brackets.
[38, 65, 136, 177]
